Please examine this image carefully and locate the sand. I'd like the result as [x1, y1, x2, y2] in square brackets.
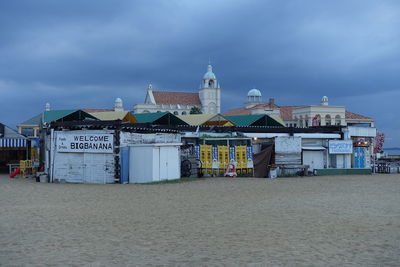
[0, 174, 399, 266]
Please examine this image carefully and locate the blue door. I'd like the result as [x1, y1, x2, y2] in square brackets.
[359, 147, 365, 168]
[354, 147, 365, 168]
[120, 147, 130, 183]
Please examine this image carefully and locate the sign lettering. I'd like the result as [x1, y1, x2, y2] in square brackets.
[57, 133, 113, 153]
[329, 140, 353, 154]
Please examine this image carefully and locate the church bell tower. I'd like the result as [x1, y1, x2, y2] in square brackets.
[199, 64, 221, 114]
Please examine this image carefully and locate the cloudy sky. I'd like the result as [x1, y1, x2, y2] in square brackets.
[1, 0, 399, 146]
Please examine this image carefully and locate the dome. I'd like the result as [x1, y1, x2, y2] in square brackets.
[203, 64, 216, 79]
[321, 96, 329, 106]
[115, 98, 122, 104]
[247, 88, 262, 97]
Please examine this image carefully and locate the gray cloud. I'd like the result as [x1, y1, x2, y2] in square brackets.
[0, 0, 399, 146]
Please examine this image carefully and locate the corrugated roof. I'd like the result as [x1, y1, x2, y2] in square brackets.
[153, 91, 201, 105]
[132, 112, 169, 123]
[226, 114, 285, 127]
[89, 111, 137, 123]
[133, 112, 188, 125]
[43, 110, 77, 124]
[43, 110, 97, 124]
[225, 115, 265, 126]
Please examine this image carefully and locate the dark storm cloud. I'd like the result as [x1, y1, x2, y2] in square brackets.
[0, 0, 399, 145]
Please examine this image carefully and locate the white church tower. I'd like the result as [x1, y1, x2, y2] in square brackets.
[199, 64, 221, 114]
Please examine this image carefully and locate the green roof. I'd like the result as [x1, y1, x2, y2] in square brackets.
[132, 112, 188, 125]
[19, 113, 42, 126]
[225, 115, 265, 126]
[226, 114, 284, 127]
[43, 110, 97, 124]
[43, 110, 76, 124]
[133, 112, 169, 123]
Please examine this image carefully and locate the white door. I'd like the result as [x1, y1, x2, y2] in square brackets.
[166, 147, 180, 180]
[159, 147, 169, 181]
[53, 153, 84, 183]
[83, 153, 115, 183]
[303, 150, 325, 171]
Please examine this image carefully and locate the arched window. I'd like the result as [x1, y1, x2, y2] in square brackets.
[312, 114, 321, 126]
[325, 114, 331, 126]
[156, 110, 161, 113]
[208, 80, 214, 88]
[181, 111, 187, 115]
[143, 110, 150, 113]
[304, 115, 309, 127]
[173, 111, 178, 115]
[335, 115, 341, 125]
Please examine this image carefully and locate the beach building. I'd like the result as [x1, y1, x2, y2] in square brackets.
[0, 123, 28, 173]
[46, 120, 181, 183]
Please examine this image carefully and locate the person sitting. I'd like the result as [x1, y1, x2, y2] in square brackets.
[224, 163, 237, 177]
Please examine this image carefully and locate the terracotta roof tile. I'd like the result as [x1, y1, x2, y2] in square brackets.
[252, 102, 280, 109]
[345, 111, 373, 120]
[153, 91, 201, 105]
[223, 107, 252, 116]
[279, 106, 303, 120]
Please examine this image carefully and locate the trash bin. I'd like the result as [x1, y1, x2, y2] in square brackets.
[269, 168, 277, 179]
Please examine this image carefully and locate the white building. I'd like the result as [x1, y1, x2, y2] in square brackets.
[133, 64, 221, 115]
[225, 92, 374, 128]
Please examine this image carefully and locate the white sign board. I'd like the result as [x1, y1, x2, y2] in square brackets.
[57, 133, 113, 153]
[329, 140, 353, 154]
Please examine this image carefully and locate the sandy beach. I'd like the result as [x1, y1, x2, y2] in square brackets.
[0, 174, 399, 266]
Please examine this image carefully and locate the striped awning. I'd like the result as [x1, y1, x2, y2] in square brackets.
[0, 138, 27, 148]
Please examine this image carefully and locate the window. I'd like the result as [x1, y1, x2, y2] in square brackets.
[325, 114, 331, 126]
[173, 111, 178, 115]
[335, 115, 341, 125]
[181, 111, 187, 115]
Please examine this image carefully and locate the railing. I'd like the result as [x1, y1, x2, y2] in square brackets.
[373, 163, 400, 174]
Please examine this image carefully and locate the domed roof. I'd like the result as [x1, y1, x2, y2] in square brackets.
[321, 96, 329, 106]
[247, 88, 262, 97]
[115, 97, 122, 103]
[203, 64, 216, 79]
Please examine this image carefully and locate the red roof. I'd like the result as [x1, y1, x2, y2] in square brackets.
[224, 102, 280, 116]
[153, 91, 201, 105]
[280, 106, 303, 120]
[225, 105, 374, 122]
[223, 107, 252, 116]
[252, 102, 280, 109]
[345, 111, 373, 120]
